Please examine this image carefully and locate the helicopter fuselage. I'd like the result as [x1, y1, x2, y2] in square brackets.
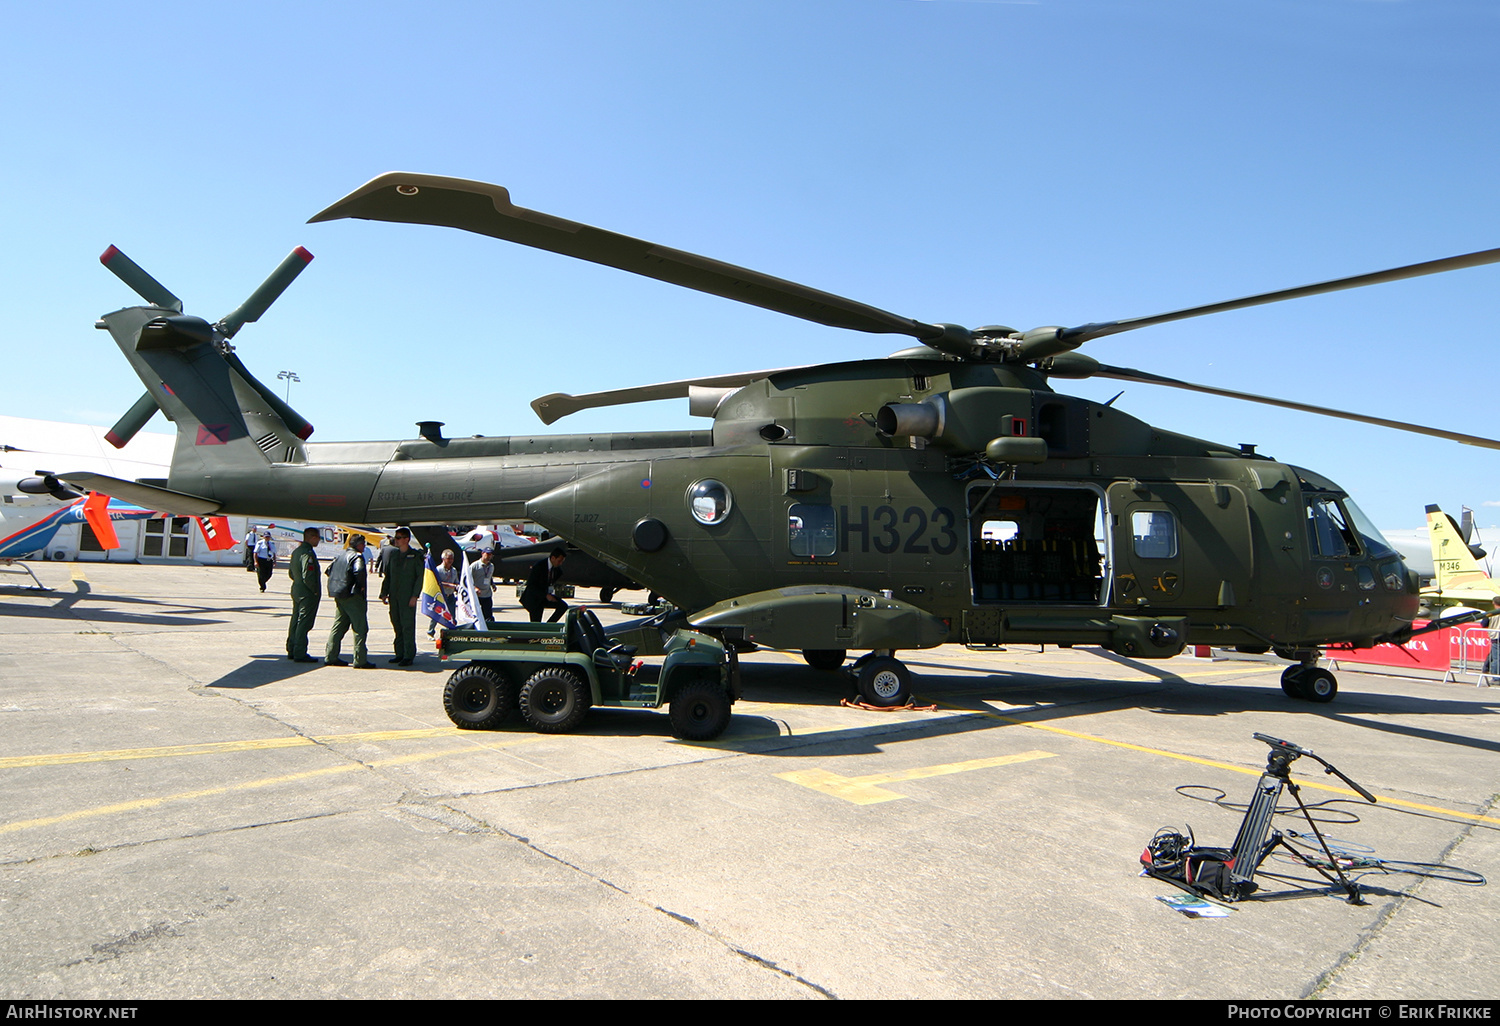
[523, 359, 1419, 658]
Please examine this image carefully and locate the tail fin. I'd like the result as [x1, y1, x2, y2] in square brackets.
[94, 247, 315, 500]
[1426, 504, 1491, 590]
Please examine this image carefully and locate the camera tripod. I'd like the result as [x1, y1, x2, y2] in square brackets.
[1144, 733, 1377, 904]
[1222, 733, 1377, 903]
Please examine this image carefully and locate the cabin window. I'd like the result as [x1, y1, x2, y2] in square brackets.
[1305, 496, 1360, 558]
[688, 480, 733, 526]
[788, 503, 837, 557]
[1357, 565, 1376, 591]
[981, 520, 1019, 543]
[1131, 510, 1178, 559]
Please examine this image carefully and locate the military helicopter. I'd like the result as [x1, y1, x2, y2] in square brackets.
[69, 174, 1500, 707]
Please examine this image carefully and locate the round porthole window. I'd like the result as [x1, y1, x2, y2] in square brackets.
[688, 479, 733, 526]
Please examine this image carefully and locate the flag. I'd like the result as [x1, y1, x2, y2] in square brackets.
[195, 515, 237, 551]
[419, 549, 455, 631]
[455, 553, 487, 630]
[80, 492, 120, 550]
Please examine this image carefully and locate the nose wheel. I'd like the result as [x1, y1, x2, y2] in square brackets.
[1281, 665, 1338, 703]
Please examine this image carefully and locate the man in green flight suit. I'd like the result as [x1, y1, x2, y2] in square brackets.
[287, 526, 322, 663]
[379, 527, 424, 667]
[324, 534, 374, 668]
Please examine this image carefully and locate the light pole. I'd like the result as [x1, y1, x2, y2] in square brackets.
[277, 370, 300, 402]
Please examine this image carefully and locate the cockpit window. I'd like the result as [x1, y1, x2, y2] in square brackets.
[1340, 496, 1399, 560]
[1305, 496, 1361, 558]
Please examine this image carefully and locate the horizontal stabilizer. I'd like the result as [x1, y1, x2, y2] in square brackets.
[57, 473, 221, 515]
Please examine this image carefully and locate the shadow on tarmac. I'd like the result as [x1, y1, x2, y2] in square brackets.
[196, 638, 1500, 760]
[0, 579, 245, 627]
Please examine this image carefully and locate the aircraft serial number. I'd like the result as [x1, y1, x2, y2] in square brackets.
[840, 505, 959, 555]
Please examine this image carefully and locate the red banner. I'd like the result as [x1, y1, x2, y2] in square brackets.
[1327, 619, 1490, 672]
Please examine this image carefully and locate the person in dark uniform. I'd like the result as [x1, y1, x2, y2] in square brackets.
[286, 527, 322, 663]
[379, 528, 424, 666]
[373, 534, 398, 578]
[521, 549, 568, 623]
[254, 530, 276, 593]
[324, 535, 373, 668]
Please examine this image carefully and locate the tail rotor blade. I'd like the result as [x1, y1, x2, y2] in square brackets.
[105, 391, 160, 448]
[216, 247, 314, 339]
[99, 246, 182, 312]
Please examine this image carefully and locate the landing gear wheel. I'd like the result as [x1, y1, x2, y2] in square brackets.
[519, 668, 590, 733]
[1280, 666, 1309, 700]
[855, 656, 912, 707]
[599, 587, 616, 603]
[669, 680, 733, 741]
[1301, 667, 1338, 703]
[802, 649, 847, 672]
[443, 664, 513, 729]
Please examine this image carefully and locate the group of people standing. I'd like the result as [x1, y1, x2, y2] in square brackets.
[277, 526, 570, 668]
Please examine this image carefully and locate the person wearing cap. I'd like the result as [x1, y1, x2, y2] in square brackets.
[379, 528, 424, 666]
[286, 527, 322, 663]
[253, 529, 276, 593]
[324, 535, 373, 668]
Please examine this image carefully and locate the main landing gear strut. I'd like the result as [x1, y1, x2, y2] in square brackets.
[803, 648, 915, 706]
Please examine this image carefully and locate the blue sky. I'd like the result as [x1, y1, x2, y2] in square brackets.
[3, 0, 1496, 527]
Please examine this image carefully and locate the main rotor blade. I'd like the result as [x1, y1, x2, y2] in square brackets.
[1058, 247, 1500, 349]
[530, 366, 805, 425]
[310, 173, 946, 342]
[1092, 363, 1500, 450]
[99, 246, 182, 312]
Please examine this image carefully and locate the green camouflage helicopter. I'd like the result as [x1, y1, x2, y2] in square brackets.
[69, 174, 1500, 706]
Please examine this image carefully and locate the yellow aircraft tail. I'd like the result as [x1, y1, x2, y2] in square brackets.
[1427, 504, 1492, 591]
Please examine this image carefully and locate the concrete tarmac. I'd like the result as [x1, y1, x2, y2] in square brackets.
[1, 562, 1496, 1000]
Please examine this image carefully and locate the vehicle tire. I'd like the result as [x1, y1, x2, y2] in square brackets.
[669, 679, 732, 741]
[1301, 667, 1338, 703]
[802, 649, 847, 672]
[1280, 666, 1308, 700]
[443, 664, 512, 729]
[519, 667, 590, 733]
[600, 587, 616, 603]
[855, 656, 912, 707]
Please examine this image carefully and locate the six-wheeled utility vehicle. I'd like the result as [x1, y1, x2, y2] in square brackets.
[439, 608, 736, 741]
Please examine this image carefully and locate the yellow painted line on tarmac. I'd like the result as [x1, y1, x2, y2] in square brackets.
[0, 726, 478, 770]
[958, 706, 1500, 826]
[0, 737, 539, 835]
[1169, 666, 1284, 680]
[777, 750, 1057, 805]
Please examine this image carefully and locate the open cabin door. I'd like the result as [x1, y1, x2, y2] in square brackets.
[968, 483, 1109, 605]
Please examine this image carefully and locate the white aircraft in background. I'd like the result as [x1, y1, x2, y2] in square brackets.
[1, 417, 236, 581]
[458, 524, 538, 552]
